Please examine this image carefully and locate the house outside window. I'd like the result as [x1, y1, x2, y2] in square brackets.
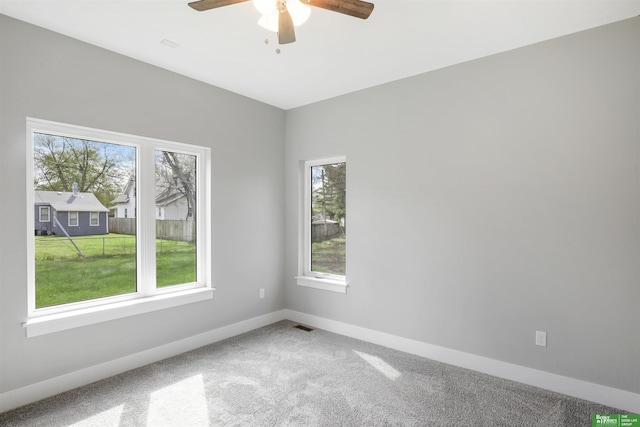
[39, 206, 50, 222]
[90, 212, 99, 226]
[296, 156, 347, 293]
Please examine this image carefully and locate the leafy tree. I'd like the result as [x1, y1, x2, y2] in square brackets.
[33, 133, 131, 207]
[323, 162, 346, 222]
[312, 162, 346, 224]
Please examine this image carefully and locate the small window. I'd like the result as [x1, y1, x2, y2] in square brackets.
[39, 206, 50, 222]
[68, 211, 79, 227]
[296, 156, 347, 293]
[90, 212, 99, 226]
[124, 208, 128, 219]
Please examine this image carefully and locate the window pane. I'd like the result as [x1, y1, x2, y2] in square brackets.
[39, 207, 50, 222]
[33, 132, 136, 308]
[155, 150, 197, 287]
[68, 211, 78, 226]
[311, 162, 346, 276]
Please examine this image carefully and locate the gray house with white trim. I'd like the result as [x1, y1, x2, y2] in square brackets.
[34, 190, 110, 236]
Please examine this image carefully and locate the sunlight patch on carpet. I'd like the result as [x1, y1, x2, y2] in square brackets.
[69, 404, 124, 427]
[148, 374, 209, 426]
[354, 350, 402, 380]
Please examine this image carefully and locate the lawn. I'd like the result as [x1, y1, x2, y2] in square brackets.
[311, 236, 346, 276]
[35, 234, 196, 308]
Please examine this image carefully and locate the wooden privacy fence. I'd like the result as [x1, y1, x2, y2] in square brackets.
[311, 221, 344, 243]
[157, 219, 195, 242]
[108, 218, 195, 242]
[109, 218, 136, 235]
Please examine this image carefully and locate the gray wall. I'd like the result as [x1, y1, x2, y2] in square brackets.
[284, 17, 640, 394]
[0, 15, 285, 393]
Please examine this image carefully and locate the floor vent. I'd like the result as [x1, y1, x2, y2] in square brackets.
[294, 324, 314, 332]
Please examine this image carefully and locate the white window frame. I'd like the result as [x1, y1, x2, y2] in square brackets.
[68, 211, 79, 227]
[39, 206, 50, 222]
[295, 156, 347, 293]
[25, 118, 213, 337]
[90, 211, 99, 226]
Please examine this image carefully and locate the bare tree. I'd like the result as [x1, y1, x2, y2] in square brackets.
[155, 151, 196, 221]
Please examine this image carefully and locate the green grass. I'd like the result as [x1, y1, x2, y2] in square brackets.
[156, 250, 196, 287]
[35, 233, 196, 308]
[36, 254, 137, 307]
[35, 234, 136, 260]
[311, 236, 346, 276]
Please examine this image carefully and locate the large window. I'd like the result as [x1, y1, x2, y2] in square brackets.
[26, 118, 212, 337]
[296, 156, 347, 293]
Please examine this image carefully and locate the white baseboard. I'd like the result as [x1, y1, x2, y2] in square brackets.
[284, 309, 640, 413]
[3, 308, 638, 414]
[0, 310, 287, 413]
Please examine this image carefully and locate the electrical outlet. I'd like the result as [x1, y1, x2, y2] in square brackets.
[535, 330, 547, 347]
[260, 288, 265, 299]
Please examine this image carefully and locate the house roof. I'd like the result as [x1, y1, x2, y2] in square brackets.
[155, 188, 185, 207]
[35, 191, 109, 213]
[112, 176, 187, 207]
[112, 176, 135, 205]
[111, 194, 129, 204]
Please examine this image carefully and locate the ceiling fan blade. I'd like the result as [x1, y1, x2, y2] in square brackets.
[188, 0, 249, 12]
[278, 6, 296, 44]
[300, 0, 374, 19]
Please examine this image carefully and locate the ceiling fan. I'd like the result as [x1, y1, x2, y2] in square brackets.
[188, 0, 374, 45]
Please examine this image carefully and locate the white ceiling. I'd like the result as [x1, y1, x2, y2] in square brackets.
[1, 0, 638, 110]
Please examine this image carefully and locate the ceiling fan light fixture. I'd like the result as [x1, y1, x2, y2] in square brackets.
[253, 0, 277, 15]
[258, 0, 310, 32]
[287, 0, 311, 26]
[258, 12, 278, 32]
[189, 0, 374, 45]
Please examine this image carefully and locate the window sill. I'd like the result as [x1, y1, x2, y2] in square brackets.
[295, 276, 347, 294]
[23, 287, 214, 337]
